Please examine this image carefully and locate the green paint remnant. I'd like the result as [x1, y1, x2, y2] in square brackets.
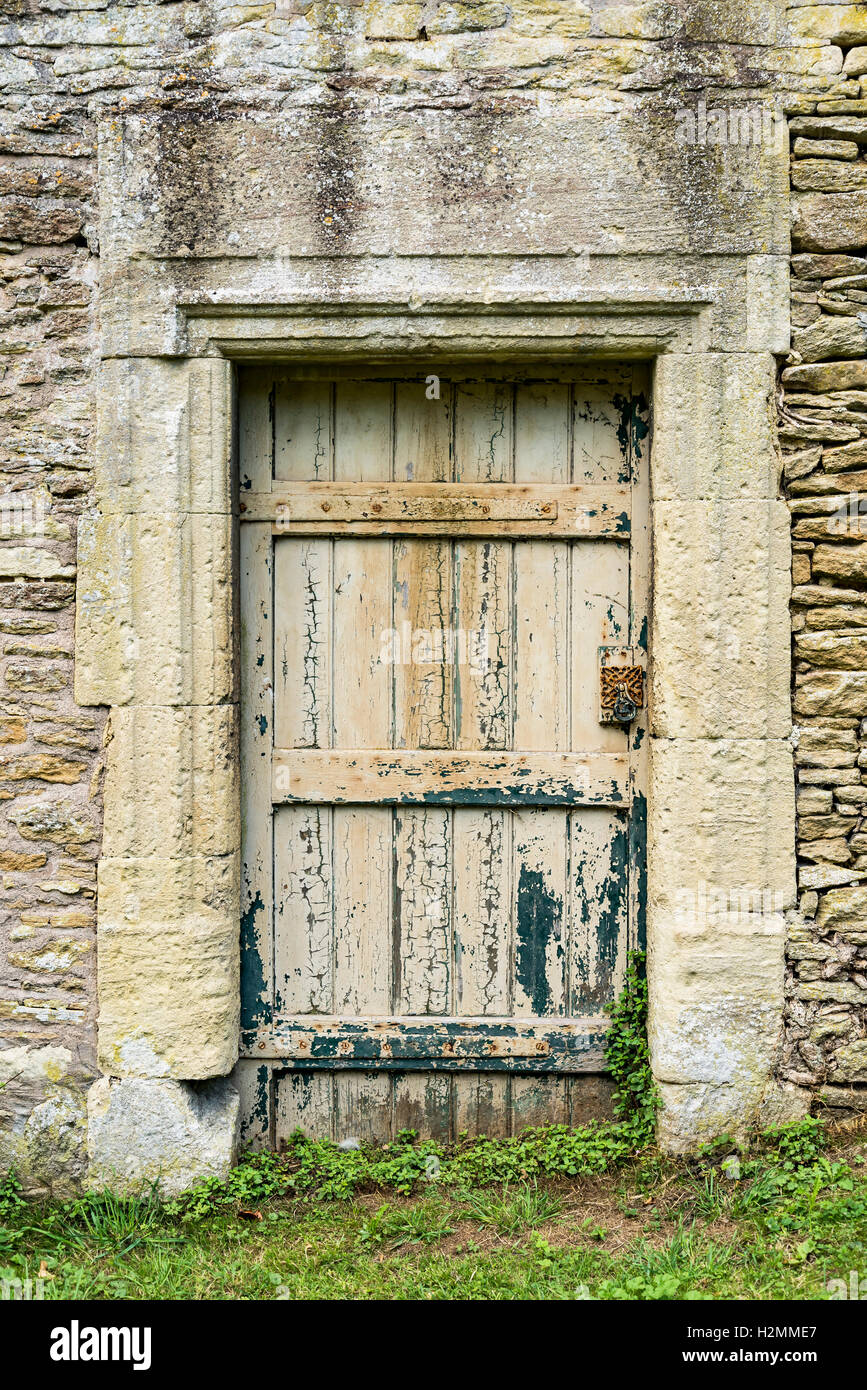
[597, 818, 629, 984]
[515, 867, 563, 1016]
[638, 615, 649, 654]
[253, 1064, 270, 1126]
[615, 511, 630, 534]
[630, 792, 648, 952]
[257, 713, 268, 736]
[240, 891, 269, 1030]
[612, 392, 651, 481]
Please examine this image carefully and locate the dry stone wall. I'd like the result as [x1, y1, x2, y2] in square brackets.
[783, 18, 867, 1116]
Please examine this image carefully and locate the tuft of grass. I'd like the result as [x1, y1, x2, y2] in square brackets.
[458, 1182, 563, 1236]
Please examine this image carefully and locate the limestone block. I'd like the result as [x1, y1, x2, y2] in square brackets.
[95, 357, 233, 516]
[366, 3, 424, 39]
[675, 0, 780, 44]
[0, 1046, 91, 1197]
[816, 885, 867, 929]
[829, 1039, 867, 1081]
[593, 2, 680, 39]
[102, 705, 239, 860]
[746, 257, 791, 356]
[792, 159, 867, 192]
[844, 45, 867, 76]
[656, 1082, 764, 1153]
[757, 1081, 812, 1129]
[652, 354, 781, 500]
[794, 670, 867, 715]
[788, 5, 867, 46]
[648, 739, 797, 914]
[96, 855, 240, 1079]
[75, 510, 234, 707]
[0, 548, 75, 581]
[651, 501, 791, 738]
[650, 911, 785, 1145]
[7, 799, 97, 850]
[22, 1092, 88, 1198]
[813, 540, 867, 581]
[783, 358, 867, 391]
[793, 313, 867, 362]
[796, 631, 867, 667]
[87, 1077, 239, 1197]
[793, 192, 867, 252]
[99, 109, 787, 268]
[819, 1085, 867, 1110]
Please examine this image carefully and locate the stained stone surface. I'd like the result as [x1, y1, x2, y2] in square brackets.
[86, 1077, 240, 1197]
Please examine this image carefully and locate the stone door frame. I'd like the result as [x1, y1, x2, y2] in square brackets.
[76, 292, 795, 1160]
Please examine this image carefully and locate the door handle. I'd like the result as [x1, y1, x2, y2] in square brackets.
[612, 681, 639, 725]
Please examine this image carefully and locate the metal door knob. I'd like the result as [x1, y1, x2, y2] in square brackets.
[613, 681, 638, 725]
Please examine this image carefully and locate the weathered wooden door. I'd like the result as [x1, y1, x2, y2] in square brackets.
[237, 366, 649, 1146]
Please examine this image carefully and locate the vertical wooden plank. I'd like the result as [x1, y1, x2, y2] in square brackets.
[276, 1072, 334, 1143]
[274, 804, 333, 1015]
[273, 378, 332, 481]
[568, 1074, 616, 1126]
[234, 1060, 272, 1151]
[392, 538, 452, 749]
[570, 541, 629, 753]
[332, 381, 393, 1054]
[454, 540, 511, 752]
[391, 379, 453, 1134]
[239, 372, 274, 1039]
[511, 1074, 571, 1133]
[334, 1073, 392, 1145]
[393, 1072, 452, 1142]
[511, 383, 570, 1119]
[395, 808, 451, 1015]
[393, 382, 452, 749]
[452, 382, 513, 1131]
[453, 1074, 511, 1140]
[238, 367, 273, 492]
[511, 808, 567, 1018]
[572, 371, 632, 485]
[273, 380, 333, 747]
[454, 381, 512, 483]
[272, 382, 336, 1045]
[511, 381, 569, 1019]
[274, 540, 332, 749]
[334, 379, 393, 482]
[570, 808, 630, 1012]
[394, 381, 451, 483]
[332, 807, 392, 1015]
[514, 382, 569, 751]
[627, 365, 651, 958]
[453, 808, 510, 1015]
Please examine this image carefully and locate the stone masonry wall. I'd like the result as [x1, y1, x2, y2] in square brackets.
[0, 12, 103, 1194]
[0, 0, 860, 1187]
[783, 6, 867, 1119]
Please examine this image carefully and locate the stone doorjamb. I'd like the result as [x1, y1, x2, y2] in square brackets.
[76, 291, 795, 1179]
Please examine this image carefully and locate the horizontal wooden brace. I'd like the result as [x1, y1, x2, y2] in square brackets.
[272, 750, 629, 806]
[240, 483, 630, 538]
[241, 1017, 610, 1072]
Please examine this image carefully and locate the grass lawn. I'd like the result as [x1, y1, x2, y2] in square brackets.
[2, 1115, 867, 1301]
